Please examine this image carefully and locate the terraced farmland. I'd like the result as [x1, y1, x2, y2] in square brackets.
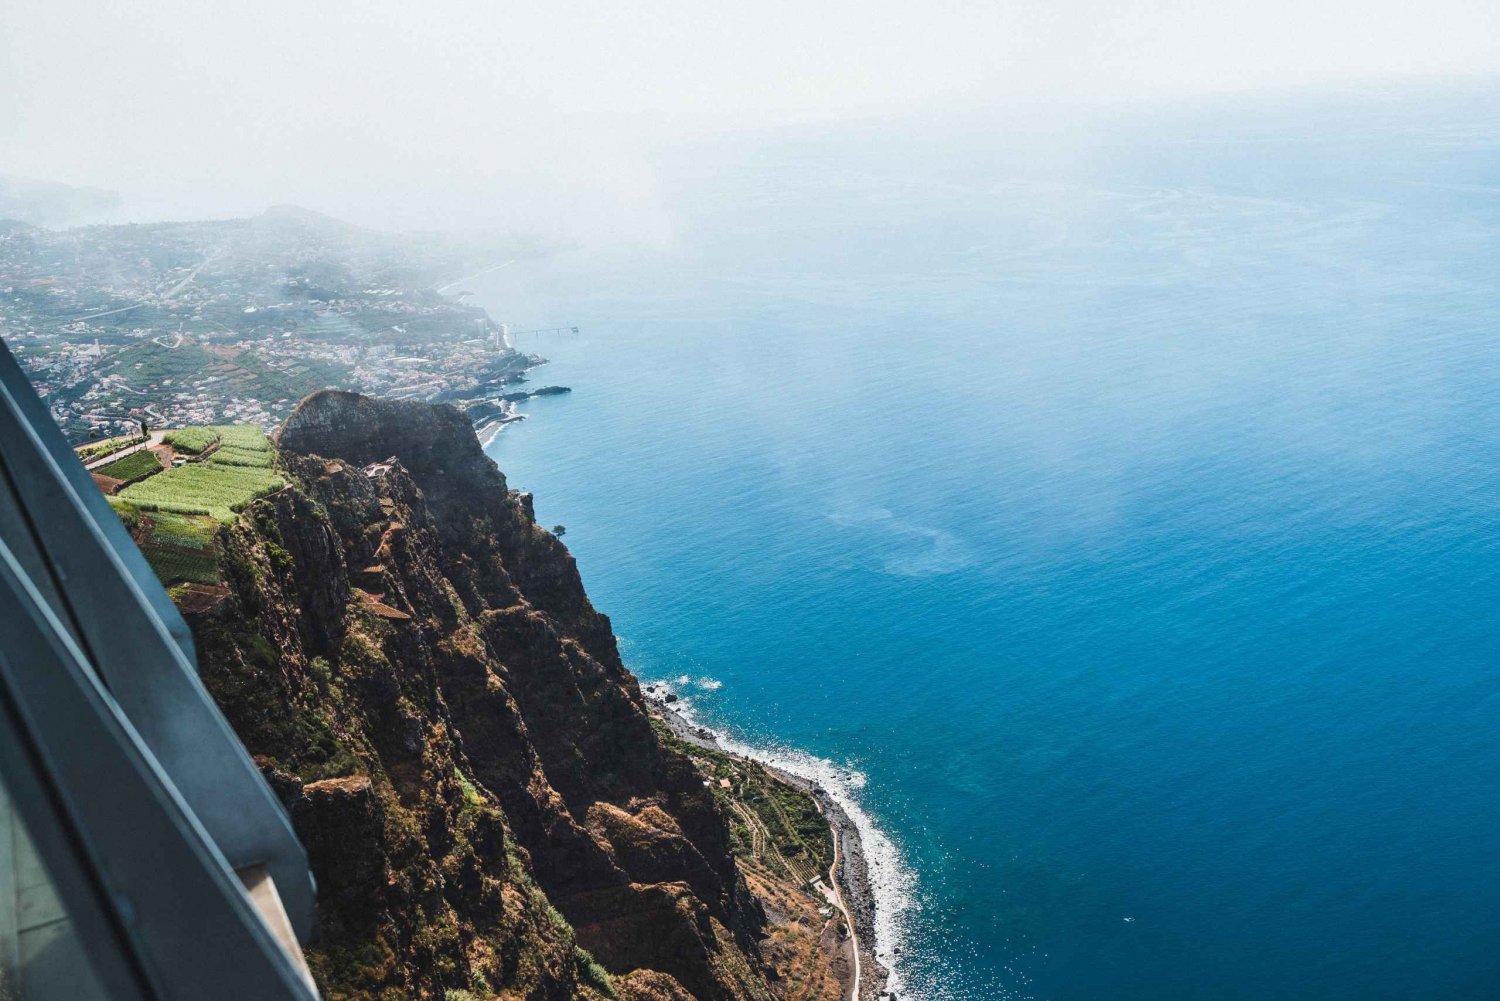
[204, 425, 275, 467]
[142, 542, 222, 585]
[653, 720, 834, 884]
[121, 507, 225, 586]
[142, 509, 218, 550]
[163, 427, 219, 455]
[105, 341, 351, 412]
[94, 448, 163, 484]
[118, 426, 283, 522]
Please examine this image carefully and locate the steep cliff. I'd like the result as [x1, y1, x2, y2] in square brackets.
[174, 391, 847, 1001]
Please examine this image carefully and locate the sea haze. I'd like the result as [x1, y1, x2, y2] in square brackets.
[480, 85, 1500, 1000]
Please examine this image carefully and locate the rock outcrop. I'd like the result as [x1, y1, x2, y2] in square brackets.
[179, 390, 829, 1000]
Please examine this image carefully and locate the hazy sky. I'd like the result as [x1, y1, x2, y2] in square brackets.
[2, 0, 1498, 232]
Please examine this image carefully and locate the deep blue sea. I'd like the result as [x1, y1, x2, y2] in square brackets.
[479, 86, 1500, 1000]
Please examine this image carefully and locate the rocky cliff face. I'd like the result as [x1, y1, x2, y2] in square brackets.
[181, 391, 838, 1001]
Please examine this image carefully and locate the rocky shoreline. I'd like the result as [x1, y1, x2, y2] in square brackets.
[647, 693, 894, 1000]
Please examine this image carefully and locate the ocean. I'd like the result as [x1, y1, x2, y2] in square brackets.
[478, 85, 1500, 1000]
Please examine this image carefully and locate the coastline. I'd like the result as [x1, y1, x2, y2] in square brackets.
[472, 387, 574, 444]
[474, 403, 523, 446]
[646, 690, 897, 1001]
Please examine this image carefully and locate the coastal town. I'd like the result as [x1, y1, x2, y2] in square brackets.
[0, 206, 553, 440]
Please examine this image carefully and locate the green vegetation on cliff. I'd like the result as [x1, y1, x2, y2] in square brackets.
[110, 501, 222, 586]
[144, 543, 222, 585]
[120, 462, 283, 521]
[107, 425, 282, 585]
[654, 721, 834, 887]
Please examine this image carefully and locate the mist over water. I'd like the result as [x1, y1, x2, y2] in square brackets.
[480, 90, 1500, 999]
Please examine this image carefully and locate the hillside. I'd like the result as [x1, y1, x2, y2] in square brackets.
[146, 391, 851, 1001]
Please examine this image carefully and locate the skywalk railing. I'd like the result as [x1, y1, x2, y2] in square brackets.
[0, 337, 319, 1001]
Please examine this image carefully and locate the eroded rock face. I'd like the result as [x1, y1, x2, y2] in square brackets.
[191, 390, 796, 1000]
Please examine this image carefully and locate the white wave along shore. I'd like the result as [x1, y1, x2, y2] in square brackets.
[657, 679, 918, 1000]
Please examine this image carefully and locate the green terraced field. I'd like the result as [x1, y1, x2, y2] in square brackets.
[119, 426, 282, 522]
[142, 546, 221, 586]
[163, 427, 220, 454]
[653, 720, 834, 883]
[204, 425, 275, 467]
[95, 448, 163, 483]
[109, 342, 220, 385]
[143, 510, 218, 550]
[110, 504, 224, 586]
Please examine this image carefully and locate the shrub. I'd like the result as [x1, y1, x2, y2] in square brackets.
[573, 945, 615, 996]
[455, 769, 484, 809]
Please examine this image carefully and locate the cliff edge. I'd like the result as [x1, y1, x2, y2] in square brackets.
[171, 391, 850, 1001]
